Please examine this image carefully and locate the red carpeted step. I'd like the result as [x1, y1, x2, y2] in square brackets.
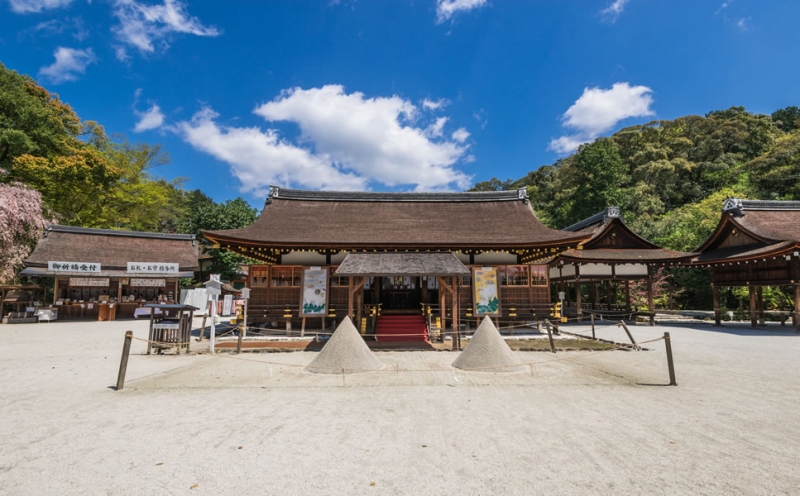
[376, 315, 429, 342]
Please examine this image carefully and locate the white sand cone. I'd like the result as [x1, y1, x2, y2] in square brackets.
[452, 315, 525, 372]
[307, 316, 385, 374]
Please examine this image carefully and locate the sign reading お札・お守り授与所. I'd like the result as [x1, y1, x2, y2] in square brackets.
[48, 261, 101, 273]
[127, 262, 179, 274]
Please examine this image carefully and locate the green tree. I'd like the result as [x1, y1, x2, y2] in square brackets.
[771, 106, 800, 133]
[177, 193, 259, 281]
[0, 63, 82, 174]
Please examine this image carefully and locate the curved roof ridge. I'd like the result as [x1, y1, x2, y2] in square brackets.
[47, 224, 196, 241]
[267, 186, 530, 203]
[563, 207, 622, 232]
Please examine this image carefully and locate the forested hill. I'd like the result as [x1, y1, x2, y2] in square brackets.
[472, 106, 800, 253]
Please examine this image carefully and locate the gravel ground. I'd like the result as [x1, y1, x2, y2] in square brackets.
[0, 319, 799, 495]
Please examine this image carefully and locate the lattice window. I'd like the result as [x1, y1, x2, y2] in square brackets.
[251, 266, 269, 287]
[270, 267, 301, 287]
[530, 265, 548, 286]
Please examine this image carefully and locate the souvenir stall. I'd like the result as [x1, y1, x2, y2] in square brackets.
[21, 225, 198, 321]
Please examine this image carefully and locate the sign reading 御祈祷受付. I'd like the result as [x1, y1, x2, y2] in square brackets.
[48, 261, 101, 273]
[127, 262, 179, 274]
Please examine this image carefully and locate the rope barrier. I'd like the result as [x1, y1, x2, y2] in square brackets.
[126, 333, 665, 373]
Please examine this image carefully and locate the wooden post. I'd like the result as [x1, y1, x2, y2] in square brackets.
[545, 320, 556, 353]
[712, 285, 721, 326]
[619, 321, 639, 350]
[664, 332, 677, 386]
[590, 313, 596, 339]
[236, 324, 244, 353]
[147, 308, 155, 355]
[647, 274, 655, 326]
[624, 280, 631, 314]
[301, 317, 306, 338]
[575, 265, 582, 323]
[199, 314, 207, 341]
[285, 320, 292, 336]
[241, 298, 248, 339]
[115, 331, 133, 391]
[749, 285, 757, 328]
[348, 276, 354, 318]
[590, 282, 597, 310]
[794, 284, 800, 333]
[452, 277, 460, 351]
[757, 286, 766, 326]
[606, 281, 612, 309]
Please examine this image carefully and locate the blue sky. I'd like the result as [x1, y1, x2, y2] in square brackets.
[2, 0, 798, 205]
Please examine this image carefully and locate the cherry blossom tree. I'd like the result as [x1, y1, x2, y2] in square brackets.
[0, 177, 48, 283]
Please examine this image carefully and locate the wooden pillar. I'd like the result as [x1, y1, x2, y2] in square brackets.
[624, 280, 631, 314]
[575, 264, 582, 323]
[749, 285, 757, 328]
[712, 285, 721, 326]
[347, 276, 354, 318]
[647, 273, 655, 326]
[757, 286, 766, 326]
[605, 281, 612, 309]
[452, 276, 460, 350]
[794, 284, 800, 333]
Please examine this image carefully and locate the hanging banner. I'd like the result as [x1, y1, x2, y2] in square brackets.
[127, 262, 179, 274]
[300, 267, 328, 316]
[129, 278, 166, 287]
[49, 261, 101, 273]
[473, 267, 500, 316]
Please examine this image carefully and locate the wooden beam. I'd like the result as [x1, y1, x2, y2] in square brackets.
[437, 276, 454, 295]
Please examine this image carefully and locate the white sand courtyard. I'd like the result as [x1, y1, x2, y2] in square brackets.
[1, 319, 799, 495]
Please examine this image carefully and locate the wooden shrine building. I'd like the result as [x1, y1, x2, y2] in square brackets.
[203, 186, 592, 340]
[549, 207, 693, 324]
[22, 225, 199, 320]
[691, 198, 800, 330]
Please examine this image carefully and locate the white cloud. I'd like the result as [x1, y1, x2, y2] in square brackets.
[451, 128, 469, 143]
[736, 17, 751, 30]
[175, 107, 367, 195]
[176, 85, 473, 193]
[111, 0, 219, 55]
[8, 0, 72, 13]
[600, 0, 629, 22]
[134, 104, 165, 132]
[38, 47, 96, 84]
[422, 98, 449, 110]
[425, 117, 449, 138]
[255, 85, 471, 190]
[436, 0, 488, 24]
[549, 82, 654, 154]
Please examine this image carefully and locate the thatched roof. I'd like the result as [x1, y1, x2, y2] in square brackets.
[23, 225, 198, 277]
[203, 187, 588, 251]
[334, 252, 469, 277]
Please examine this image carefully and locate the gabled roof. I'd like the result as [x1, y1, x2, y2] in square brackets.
[554, 208, 693, 265]
[204, 186, 588, 250]
[24, 225, 199, 271]
[693, 198, 800, 263]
